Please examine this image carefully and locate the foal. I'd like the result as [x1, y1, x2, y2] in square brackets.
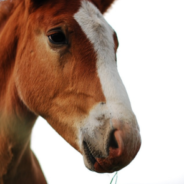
[0, 0, 141, 183]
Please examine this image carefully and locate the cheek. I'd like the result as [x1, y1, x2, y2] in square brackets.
[15, 39, 66, 115]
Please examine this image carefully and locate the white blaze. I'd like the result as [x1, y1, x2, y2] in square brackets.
[74, 1, 133, 121]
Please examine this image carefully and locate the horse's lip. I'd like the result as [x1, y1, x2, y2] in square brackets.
[83, 141, 118, 173]
[83, 141, 96, 165]
[94, 161, 114, 173]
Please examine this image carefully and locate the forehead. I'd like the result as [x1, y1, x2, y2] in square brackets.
[74, 1, 114, 45]
[34, 1, 114, 34]
[74, 1, 115, 60]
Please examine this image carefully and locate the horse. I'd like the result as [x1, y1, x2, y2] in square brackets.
[0, 0, 141, 183]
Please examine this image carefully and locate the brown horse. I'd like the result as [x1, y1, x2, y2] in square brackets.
[0, 0, 141, 183]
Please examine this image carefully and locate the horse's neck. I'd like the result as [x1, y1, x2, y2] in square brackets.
[0, 2, 38, 181]
[0, 0, 35, 133]
[0, 1, 19, 102]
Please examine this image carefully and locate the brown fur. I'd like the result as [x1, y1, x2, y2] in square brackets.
[91, 0, 116, 13]
[0, 0, 115, 183]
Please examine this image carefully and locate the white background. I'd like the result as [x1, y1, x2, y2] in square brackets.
[31, 0, 184, 183]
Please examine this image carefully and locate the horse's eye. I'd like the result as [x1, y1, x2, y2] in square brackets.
[48, 32, 67, 45]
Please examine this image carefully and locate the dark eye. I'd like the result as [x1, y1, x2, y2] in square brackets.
[48, 32, 67, 45]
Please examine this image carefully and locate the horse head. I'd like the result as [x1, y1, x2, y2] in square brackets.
[14, 0, 141, 173]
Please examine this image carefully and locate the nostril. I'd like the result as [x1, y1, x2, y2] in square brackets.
[108, 130, 118, 149]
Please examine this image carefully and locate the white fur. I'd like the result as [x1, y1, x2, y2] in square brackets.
[74, 1, 139, 156]
[74, 1, 133, 117]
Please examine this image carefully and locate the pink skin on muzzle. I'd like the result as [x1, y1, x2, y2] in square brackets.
[94, 119, 141, 173]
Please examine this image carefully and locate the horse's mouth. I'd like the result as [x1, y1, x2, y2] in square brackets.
[83, 141, 112, 173]
[83, 141, 96, 165]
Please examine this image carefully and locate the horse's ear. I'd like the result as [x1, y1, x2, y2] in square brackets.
[91, 0, 116, 14]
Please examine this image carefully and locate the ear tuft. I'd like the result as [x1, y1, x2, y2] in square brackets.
[91, 0, 116, 14]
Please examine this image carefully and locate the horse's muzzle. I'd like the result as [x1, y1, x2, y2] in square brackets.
[94, 119, 141, 173]
[82, 118, 141, 173]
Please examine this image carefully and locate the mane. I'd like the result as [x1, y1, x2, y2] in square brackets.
[0, 0, 21, 29]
